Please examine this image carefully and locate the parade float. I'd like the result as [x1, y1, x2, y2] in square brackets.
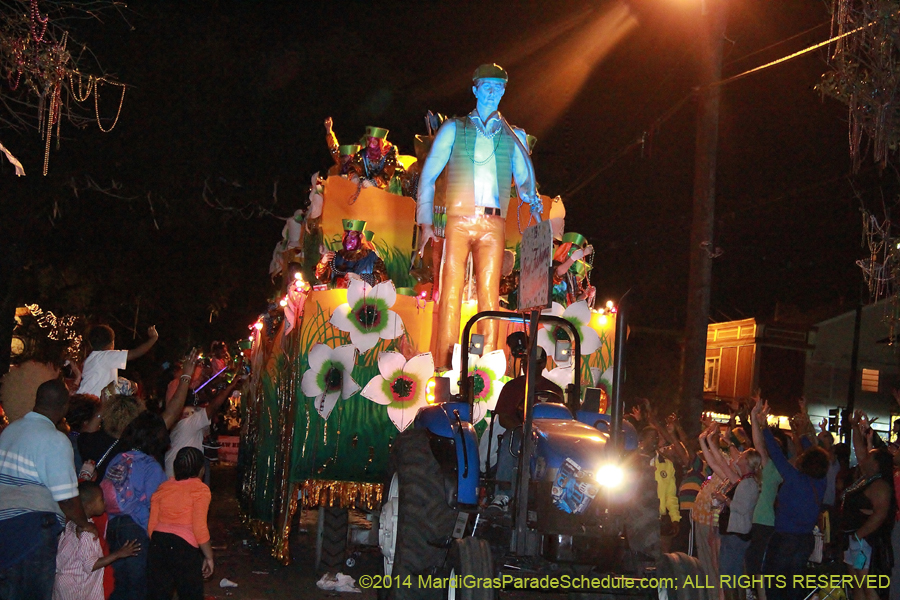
[237, 117, 618, 566]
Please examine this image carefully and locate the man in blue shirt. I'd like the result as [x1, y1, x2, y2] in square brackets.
[0, 379, 96, 599]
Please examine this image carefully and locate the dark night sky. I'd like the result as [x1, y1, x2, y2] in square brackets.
[0, 0, 885, 361]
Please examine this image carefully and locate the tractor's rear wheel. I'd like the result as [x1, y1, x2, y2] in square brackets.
[385, 428, 458, 600]
[657, 552, 708, 600]
[447, 537, 494, 600]
[315, 507, 349, 573]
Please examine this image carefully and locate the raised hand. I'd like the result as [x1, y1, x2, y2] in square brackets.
[857, 411, 870, 432]
[760, 400, 770, 422]
[183, 347, 201, 373]
[750, 397, 763, 419]
[630, 404, 643, 422]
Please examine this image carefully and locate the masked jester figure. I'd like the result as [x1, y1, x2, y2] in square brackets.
[315, 219, 388, 288]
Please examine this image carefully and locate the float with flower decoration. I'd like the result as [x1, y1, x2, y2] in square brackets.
[238, 131, 620, 571]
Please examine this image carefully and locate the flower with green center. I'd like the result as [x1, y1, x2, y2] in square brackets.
[361, 352, 435, 431]
[330, 280, 405, 353]
[537, 301, 601, 362]
[300, 343, 360, 420]
[445, 344, 506, 424]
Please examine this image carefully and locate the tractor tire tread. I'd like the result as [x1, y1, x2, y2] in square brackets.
[389, 428, 458, 600]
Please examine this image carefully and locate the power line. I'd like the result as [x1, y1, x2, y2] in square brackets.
[711, 17, 876, 89]
[566, 15, 874, 201]
[723, 19, 831, 69]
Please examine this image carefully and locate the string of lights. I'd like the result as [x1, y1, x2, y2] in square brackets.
[24, 303, 82, 354]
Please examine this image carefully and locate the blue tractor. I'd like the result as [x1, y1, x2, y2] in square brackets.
[377, 309, 707, 600]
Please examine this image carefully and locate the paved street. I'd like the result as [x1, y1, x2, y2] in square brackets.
[203, 463, 381, 599]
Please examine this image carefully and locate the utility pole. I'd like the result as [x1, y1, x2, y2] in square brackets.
[681, 0, 728, 435]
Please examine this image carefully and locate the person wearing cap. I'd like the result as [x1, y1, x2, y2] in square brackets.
[348, 125, 404, 191]
[416, 63, 543, 369]
[324, 117, 362, 176]
[315, 219, 388, 288]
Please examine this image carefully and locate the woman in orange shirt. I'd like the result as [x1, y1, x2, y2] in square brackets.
[147, 447, 213, 600]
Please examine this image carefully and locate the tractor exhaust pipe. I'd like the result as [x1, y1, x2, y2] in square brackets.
[610, 304, 626, 455]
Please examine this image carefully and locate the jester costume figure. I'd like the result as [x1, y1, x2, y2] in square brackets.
[349, 126, 403, 191]
[315, 219, 388, 288]
[416, 64, 542, 369]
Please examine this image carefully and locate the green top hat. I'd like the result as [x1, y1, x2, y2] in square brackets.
[472, 63, 508, 82]
[342, 219, 367, 233]
[562, 232, 591, 275]
[339, 144, 362, 156]
[364, 230, 374, 242]
[562, 232, 588, 248]
[364, 126, 389, 140]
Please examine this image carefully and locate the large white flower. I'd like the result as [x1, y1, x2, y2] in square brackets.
[445, 344, 506, 424]
[300, 344, 361, 420]
[537, 301, 601, 361]
[362, 352, 434, 432]
[330, 280, 405, 353]
[542, 363, 575, 391]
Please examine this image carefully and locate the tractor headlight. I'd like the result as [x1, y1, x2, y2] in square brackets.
[595, 464, 624, 488]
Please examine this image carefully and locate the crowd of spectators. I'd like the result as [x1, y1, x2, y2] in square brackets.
[0, 326, 243, 600]
[625, 394, 899, 600]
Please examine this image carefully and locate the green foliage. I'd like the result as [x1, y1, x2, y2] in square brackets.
[290, 301, 412, 486]
[376, 241, 416, 288]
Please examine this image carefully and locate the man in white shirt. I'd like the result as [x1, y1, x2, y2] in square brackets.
[77, 324, 158, 399]
[416, 63, 542, 369]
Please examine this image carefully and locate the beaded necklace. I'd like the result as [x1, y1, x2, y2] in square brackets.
[463, 117, 502, 166]
[842, 473, 882, 501]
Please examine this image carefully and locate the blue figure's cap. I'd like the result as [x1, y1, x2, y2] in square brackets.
[472, 63, 508, 82]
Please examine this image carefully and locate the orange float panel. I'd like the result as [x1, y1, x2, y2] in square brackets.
[323, 176, 417, 252]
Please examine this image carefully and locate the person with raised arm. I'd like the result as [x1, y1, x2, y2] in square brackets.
[751, 396, 828, 600]
[841, 410, 895, 600]
[78, 325, 159, 400]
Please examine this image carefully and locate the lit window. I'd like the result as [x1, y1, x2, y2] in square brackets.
[704, 357, 720, 392]
[861, 368, 880, 393]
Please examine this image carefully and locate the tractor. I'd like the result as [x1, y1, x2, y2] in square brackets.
[377, 308, 707, 599]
